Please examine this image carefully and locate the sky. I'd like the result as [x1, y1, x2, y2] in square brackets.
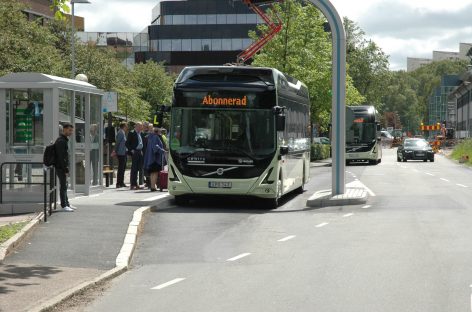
[73, 0, 472, 70]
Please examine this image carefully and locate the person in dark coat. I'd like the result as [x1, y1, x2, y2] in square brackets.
[55, 122, 74, 212]
[143, 127, 167, 192]
[126, 122, 145, 189]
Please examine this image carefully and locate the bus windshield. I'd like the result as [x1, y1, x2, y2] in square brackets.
[346, 122, 377, 145]
[170, 108, 276, 160]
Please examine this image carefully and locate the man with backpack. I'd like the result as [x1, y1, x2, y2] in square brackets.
[55, 123, 75, 212]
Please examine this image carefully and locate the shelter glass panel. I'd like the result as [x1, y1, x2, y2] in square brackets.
[90, 95, 102, 186]
[6, 89, 44, 154]
[75, 93, 86, 186]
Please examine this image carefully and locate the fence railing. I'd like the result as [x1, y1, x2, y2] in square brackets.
[0, 162, 57, 222]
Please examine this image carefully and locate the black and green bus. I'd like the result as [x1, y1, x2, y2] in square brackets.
[168, 66, 311, 207]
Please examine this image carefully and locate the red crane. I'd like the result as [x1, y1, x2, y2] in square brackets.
[237, 0, 284, 64]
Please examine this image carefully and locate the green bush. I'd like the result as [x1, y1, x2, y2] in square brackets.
[311, 143, 331, 161]
[451, 139, 472, 165]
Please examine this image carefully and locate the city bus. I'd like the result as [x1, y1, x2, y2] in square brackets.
[345, 105, 382, 165]
[168, 66, 311, 208]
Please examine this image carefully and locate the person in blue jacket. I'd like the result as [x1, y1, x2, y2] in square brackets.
[143, 126, 167, 192]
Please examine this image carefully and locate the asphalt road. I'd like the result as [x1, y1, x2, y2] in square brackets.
[83, 149, 472, 312]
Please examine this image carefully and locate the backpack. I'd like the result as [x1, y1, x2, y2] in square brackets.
[43, 142, 56, 167]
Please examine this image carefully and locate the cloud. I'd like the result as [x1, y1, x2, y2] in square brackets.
[74, 0, 472, 70]
[358, 2, 472, 38]
[75, 0, 157, 32]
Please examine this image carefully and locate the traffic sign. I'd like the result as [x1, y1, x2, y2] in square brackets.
[102, 91, 118, 113]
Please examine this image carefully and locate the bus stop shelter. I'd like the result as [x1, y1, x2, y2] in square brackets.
[0, 73, 104, 214]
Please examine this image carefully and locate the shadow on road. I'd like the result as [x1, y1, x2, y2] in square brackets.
[0, 264, 62, 294]
[150, 191, 306, 214]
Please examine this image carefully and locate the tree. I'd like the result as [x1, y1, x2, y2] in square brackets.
[344, 18, 390, 108]
[0, 0, 67, 76]
[382, 59, 467, 133]
[51, 0, 70, 20]
[131, 61, 175, 113]
[250, 0, 364, 132]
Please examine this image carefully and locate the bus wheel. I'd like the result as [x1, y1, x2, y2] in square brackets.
[174, 195, 189, 206]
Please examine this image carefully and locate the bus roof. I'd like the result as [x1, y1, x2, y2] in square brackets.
[176, 66, 309, 99]
[348, 105, 377, 114]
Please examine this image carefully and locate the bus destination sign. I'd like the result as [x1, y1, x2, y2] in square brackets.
[202, 95, 247, 107]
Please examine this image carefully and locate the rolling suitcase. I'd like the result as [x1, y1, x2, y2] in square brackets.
[159, 153, 168, 191]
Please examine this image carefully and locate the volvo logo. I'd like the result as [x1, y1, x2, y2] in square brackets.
[216, 168, 225, 176]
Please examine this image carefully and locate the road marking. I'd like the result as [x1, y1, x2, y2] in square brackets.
[440, 178, 450, 182]
[470, 284, 472, 312]
[457, 184, 468, 188]
[343, 213, 354, 218]
[413, 169, 419, 173]
[141, 194, 169, 202]
[361, 205, 371, 209]
[316, 222, 329, 228]
[400, 166, 407, 169]
[425, 172, 435, 176]
[227, 253, 251, 262]
[346, 180, 376, 197]
[278, 235, 296, 242]
[151, 278, 186, 290]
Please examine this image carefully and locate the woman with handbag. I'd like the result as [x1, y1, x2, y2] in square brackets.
[143, 126, 167, 192]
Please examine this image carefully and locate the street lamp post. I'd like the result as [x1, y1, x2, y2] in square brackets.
[71, 0, 91, 78]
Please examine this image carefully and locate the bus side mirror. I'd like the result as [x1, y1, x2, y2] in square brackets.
[276, 115, 286, 131]
[280, 146, 289, 156]
[376, 123, 381, 131]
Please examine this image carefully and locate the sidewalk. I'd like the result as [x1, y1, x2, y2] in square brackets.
[0, 213, 37, 228]
[310, 158, 332, 168]
[0, 185, 170, 312]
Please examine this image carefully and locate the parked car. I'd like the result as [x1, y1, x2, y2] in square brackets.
[380, 130, 393, 147]
[313, 137, 330, 145]
[397, 138, 434, 162]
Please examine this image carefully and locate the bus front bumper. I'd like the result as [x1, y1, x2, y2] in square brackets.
[169, 176, 278, 199]
[346, 150, 377, 161]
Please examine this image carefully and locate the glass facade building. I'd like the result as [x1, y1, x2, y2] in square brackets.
[138, 0, 261, 73]
[428, 75, 461, 127]
[77, 31, 149, 68]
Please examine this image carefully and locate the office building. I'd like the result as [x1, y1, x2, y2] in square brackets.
[136, 0, 263, 73]
[407, 57, 432, 72]
[407, 42, 472, 72]
[448, 68, 472, 138]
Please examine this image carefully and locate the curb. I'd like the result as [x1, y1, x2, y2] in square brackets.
[31, 195, 169, 312]
[29, 266, 127, 312]
[310, 162, 332, 168]
[0, 212, 43, 263]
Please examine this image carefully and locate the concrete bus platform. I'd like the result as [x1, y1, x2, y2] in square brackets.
[307, 187, 368, 208]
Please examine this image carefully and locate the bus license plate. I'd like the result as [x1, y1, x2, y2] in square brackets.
[208, 181, 232, 189]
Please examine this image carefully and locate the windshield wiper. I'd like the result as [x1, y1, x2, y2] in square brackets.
[221, 146, 259, 161]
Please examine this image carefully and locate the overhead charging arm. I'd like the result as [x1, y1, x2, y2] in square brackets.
[237, 0, 284, 64]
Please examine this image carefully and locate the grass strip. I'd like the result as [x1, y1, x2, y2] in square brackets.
[0, 222, 28, 244]
[451, 139, 472, 165]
